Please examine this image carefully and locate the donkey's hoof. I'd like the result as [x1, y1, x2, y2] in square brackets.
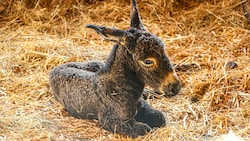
[146, 110, 166, 128]
[135, 106, 166, 128]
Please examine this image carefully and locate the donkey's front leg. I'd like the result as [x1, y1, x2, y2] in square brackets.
[135, 98, 166, 128]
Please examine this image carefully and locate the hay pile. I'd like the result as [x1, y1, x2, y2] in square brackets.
[0, 0, 249, 140]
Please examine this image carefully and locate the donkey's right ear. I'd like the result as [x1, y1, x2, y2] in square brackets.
[130, 0, 145, 30]
[86, 24, 129, 43]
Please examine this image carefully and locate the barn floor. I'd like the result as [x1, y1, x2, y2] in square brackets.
[0, 0, 250, 140]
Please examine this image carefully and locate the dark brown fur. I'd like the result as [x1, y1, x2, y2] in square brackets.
[49, 0, 181, 138]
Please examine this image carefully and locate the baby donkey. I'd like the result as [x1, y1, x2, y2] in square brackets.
[49, 0, 181, 138]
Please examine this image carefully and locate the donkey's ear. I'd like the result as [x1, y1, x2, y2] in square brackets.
[86, 24, 128, 43]
[130, 0, 145, 30]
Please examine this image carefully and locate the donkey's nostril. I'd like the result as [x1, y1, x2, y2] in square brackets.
[174, 82, 182, 94]
[163, 81, 181, 97]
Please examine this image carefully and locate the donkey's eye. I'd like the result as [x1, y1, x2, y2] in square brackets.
[144, 59, 154, 65]
[139, 58, 157, 67]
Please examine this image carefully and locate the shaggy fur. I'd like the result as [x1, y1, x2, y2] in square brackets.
[49, 0, 181, 138]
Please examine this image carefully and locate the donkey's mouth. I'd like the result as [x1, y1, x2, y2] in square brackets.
[155, 82, 181, 97]
[154, 70, 182, 97]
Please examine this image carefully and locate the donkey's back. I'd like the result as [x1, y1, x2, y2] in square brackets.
[49, 62, 101, 119]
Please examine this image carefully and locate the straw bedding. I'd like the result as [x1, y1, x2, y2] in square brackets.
[0, 0, 249, 140]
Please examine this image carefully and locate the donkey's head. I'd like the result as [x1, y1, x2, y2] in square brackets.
[86, 0, 181, 96]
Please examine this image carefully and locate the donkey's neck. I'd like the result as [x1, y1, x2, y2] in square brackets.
[102, 44, 134, 75]
[100, 44, 145, 99]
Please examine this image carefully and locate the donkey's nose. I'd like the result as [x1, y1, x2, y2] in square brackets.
[163, 81, 181, 96]
[158, 70, 181, 97]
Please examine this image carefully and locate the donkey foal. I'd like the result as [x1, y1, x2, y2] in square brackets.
[49, 0, 181, 138]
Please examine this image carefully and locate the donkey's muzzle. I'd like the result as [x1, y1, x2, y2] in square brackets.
[163, 81, 181, 96]
[156, 71, 181, 97]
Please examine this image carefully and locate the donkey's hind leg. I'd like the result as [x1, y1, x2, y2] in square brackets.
[135, 98, 166, 128]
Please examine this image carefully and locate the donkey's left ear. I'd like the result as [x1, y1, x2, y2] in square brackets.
[86, 24, 129, 43]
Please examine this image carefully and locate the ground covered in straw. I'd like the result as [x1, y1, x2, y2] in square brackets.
[0, 0, 250, 140]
